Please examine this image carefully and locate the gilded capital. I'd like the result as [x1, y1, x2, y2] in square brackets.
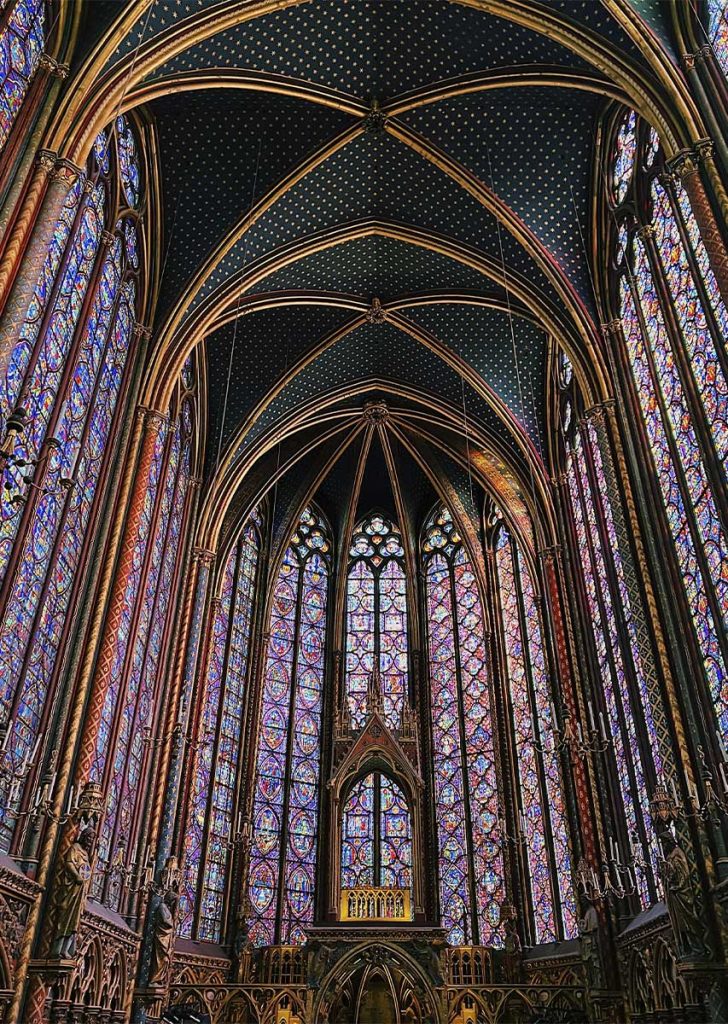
[666, 149, 699, 181]
[51, 158, 84, 187]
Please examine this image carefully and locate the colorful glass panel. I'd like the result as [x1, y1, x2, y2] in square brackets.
[516, 548, 577, 938]
[0, 183, 104, 590]
[247, 509, 328, 947]
[567, 435, 651, 906]
[0, 0, 45, 151]
[709, 0, 728, 78]
[116, 114, 141, 208]
[424, 508, 503, 946]
[651, 180, 728, 465]
[380, 775, 412, 889]
[612, 109, 636, 204]
[620, 277, 728, 740]
[346, 515, 407, 730]
[198, 524, 259, 941]
[496, 529, 555, 941]
[341, 775, 375, 888]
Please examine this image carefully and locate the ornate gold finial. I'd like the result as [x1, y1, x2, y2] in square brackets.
[365, 297, 387, 324]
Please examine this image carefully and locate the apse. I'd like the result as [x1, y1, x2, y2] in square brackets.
[1, 2, 728, 1023]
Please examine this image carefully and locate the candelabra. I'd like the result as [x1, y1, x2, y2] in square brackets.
[107, 842, 158, 896]
[226, 813, 253, 851]
[496, 814, 527, 848]
[0, 725, 41, 818]
[576, 836, 641, 903]
[652, 747, 728, 824]
[542, 703, 611, 759]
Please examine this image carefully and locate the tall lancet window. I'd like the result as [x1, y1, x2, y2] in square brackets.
[494, 522, 577, 941]
[90, 367, 195, 908]
[610, 110, 728, 748]
[247, 507, 330, 946]
[0, 116, 144, 850]
[346, 514, 408, 730]
[0, 0, 45, 151]
[178, 510, 261, 941]
[422, 508, 503, 946]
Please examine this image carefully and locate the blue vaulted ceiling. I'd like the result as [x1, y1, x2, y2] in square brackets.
[74, 0, 675, 529]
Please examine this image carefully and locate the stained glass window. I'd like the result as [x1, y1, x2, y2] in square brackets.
[0, 117, 144, 850]
[423, 507, 504, 946]
[91, 390, 193, 907]
[708, 0, 728, 77]
[494, 523, 577, 940]
[247, 507, 329, 947]
[346, 514, 408, 730]
[565, 430, 654, 905]
[179, 516, 260, 941]
[0, 0, 45, 152]
[611, 111, 728, 747]
[340, 773, 412, 891]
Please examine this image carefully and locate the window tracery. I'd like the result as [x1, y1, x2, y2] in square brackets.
[246, 507, 329, 947]
[346, 514, 408, 730]
[0, 0, 44, 151]
[179, 514, 261, 941]
[708, 0, 728, 77]
[610, 110, 728, 747]
[0, 116, 144, 850]
[423, 507, 503, 946]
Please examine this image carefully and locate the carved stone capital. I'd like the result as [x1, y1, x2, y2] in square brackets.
[100, 230, 116, 250]
[51, 158, 84, 187]
[666, 148, 700, 181]
[38, 53, 69, 79]
[583, 399, 615, 425]
[600, 318, 623, 340]
[694, 137, 715, 163]
[538, 544, 561, 566]
[138, 406, 168, 432]
[636, 223, 656, 241]
[36, 149, 57, 175]
[192, 546, 216, 566]
[132, 322, 152, 340]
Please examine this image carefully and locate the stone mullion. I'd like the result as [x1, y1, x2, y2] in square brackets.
[163, 546, 213, 867]
[484, 541, 526, 943]
[0, 155, 82, 380]
[539, 529, 602, 870]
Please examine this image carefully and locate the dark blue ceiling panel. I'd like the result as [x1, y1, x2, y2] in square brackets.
[403, 86, 602, 307]
[240, 235, 509, 300]
[403, 302, 547, 450]
[143, 0, 592, 99]
[151, 90, 354, 322]
[189, 130, 553, 313]
[204, 302, 357, 473]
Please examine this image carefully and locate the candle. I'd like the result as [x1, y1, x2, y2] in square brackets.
[576, 722, 583, 743]
[716, 729, 728, 760]
[0, 727, 9, 752]
[29, 735, 41, 764]
[586, 701, 596, 732]
[599, 712, 608, 742]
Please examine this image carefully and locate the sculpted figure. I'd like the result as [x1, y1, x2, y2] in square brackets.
[49, 826, 94, 959]
[148, 857, 180, 987]
[658, 829, 707, 959]
[502, 915, 522, 983]
[578, 893, 602, 988]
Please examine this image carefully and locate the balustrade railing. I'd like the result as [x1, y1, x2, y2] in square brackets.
[340, 886, 412, 921]
[444, 946, 494, 985]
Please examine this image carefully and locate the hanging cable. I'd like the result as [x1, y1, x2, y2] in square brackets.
[483, 143, 542, 527]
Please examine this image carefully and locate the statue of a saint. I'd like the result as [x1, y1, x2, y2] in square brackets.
[148, 858, 180, 988]
[578, 893, 602, 988]
[502, 915, 522, 983]
[658, 829, 707, 959]
[49, 825, 94, 959]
